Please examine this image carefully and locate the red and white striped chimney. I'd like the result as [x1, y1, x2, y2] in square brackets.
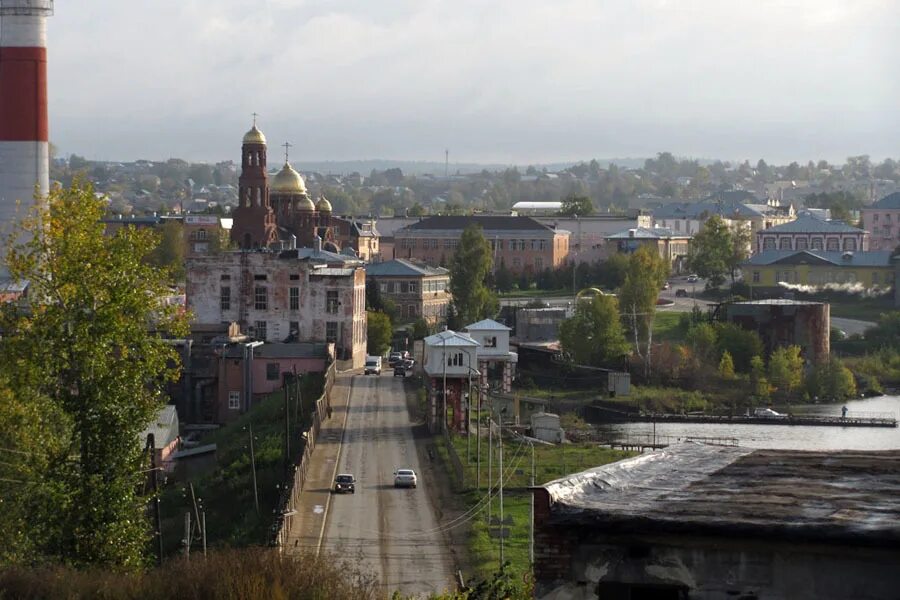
[0, 0, 52, 257]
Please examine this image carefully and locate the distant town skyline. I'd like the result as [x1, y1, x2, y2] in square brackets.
[46, 0, 898, 165]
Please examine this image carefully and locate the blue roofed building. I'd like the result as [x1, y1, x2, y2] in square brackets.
[862, 192, 900, 252]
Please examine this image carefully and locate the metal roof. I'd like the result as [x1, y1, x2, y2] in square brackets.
[759, 214, 865, 234]
[606, 226, 691, 240]
[139, 405, 179, 450]
[744, 249, 894, 267]
[224, 342, 331, 359]
[401, 215, 556, 232]
[541, 442, 900, 546]
[464, 318, 512, 331]
[424, 329, 480, 347]
[870, 192, 900, 210]
[364, 259, 449, 277]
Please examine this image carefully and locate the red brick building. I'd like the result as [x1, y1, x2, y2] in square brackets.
[393, 215, 569, 274]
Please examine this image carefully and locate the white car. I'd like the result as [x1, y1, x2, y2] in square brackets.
[394, 468, 417, 488]
[364, 356, 382, 375]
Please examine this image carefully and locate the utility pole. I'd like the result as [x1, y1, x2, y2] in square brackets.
[445, 149, 449, 178]
[249, 422, 259, 514]
[183, 511, 191, 560]
[529, 437, 535, 566]
[147, 433, 163, 566]
[283, 374, 291, 470]
[202, 511, 207, 557]
[487, 418, 493, 525]
[499, 425, 504, 564]
[476, 386, 482, 490]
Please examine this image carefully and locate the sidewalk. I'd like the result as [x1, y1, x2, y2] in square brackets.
[285, 371, 354, 555]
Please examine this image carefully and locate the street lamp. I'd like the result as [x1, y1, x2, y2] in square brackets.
[244, 340, 264, 412]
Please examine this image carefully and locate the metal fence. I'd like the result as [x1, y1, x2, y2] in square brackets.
[269, 361, 336, 548]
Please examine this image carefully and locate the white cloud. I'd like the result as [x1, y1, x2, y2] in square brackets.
[44, 0, 899, 163]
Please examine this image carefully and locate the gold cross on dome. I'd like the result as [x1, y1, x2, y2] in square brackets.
[252, 112, 259, 127]
[282, 141, 292, 163]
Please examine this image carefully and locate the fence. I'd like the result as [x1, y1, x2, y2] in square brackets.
[268, 361, 336, 548]
[442, 427, 465, 488]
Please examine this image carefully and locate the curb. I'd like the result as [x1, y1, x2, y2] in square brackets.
[315, 373, 355, 556]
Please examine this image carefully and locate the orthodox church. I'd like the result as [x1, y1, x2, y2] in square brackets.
[230, 121, 341, 252]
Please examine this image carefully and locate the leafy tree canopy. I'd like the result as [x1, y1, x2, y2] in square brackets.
[0, 181, 188, 568]
[449, 224, 498, 326]
[559, 293, 629, 368]
[559, 195, 594, 216]
[366, 311, 393, 355]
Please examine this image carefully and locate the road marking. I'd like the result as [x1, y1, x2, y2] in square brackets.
[315, 374, 356, 557]
[313, 505, 324, 514]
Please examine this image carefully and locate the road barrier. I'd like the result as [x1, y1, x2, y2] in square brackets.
[269, 361, 336, 548]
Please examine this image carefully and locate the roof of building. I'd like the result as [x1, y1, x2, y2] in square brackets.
[140, 405, 179, 450]
[400, 215, 556, 233]
[224, 342, 331, 359]
[541, 442, 900, 547]
[744, 249, 894, 267]
[870, 192, 900, 210]
[728, 299, 825, 306]
[606, 226, 691, 240]
[465, 318, 512, 331]
[653, 192, 765, 221]
[424, 329, 480, 347]
[364, 259, 449, 277]
[278, 247, 363, 267]
[759, 214, 865, 234]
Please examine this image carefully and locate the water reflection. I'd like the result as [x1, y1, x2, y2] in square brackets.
[596, 395, 900, 451]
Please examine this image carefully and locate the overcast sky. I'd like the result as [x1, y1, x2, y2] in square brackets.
[46, 0, 898, 165]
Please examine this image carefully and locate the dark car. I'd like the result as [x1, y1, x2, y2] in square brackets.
[393, 365, 408, 377]
[388, 351, 402, 367]
[333, 473, 355, 494]
[675, 288, 688, 297]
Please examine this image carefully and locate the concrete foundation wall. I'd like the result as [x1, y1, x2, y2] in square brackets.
[535, 531, 900, 600]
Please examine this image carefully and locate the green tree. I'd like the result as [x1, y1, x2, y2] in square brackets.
[449, 224, 498, 326]
[595, 253, 630, 290]
[0, 181, 187, 568]
[494, 261, 515, 293]
[806, 357, 857, 401]
[768, 345, 803, 394]
[559, 294, 629, 367]
[718, 350, 735, 379]
[411, 317, 431, 340]
[366, 311, 392, 355]
[713, 322, 764, 372]
[408, 202, 426, 217]
[559, 195, 594, 216]
[688, 215, 732, 287]
[149, 219, 185, 280]
[686, 322, 718, 365]
[750, 355, 770, 400]
[618, 245, 669, 377]
[863, 312, 900, 350]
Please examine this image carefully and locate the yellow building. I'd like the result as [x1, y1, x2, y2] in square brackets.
[744, 250, 896, 291]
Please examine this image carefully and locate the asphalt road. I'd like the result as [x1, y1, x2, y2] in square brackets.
[320, 373, 454, 597]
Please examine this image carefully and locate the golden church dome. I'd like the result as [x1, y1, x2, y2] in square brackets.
[271, 162, 307, 195]
[316, 196, 332, 213]
[242, 125, 267, 145]
[295, 196, 316, 211]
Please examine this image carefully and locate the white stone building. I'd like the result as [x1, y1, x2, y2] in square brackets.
[186, 244, 367, 368]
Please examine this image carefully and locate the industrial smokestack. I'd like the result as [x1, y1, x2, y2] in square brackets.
[0, 0, 53, 276]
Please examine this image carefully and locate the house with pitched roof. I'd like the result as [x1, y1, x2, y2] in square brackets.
[605, 226, 691, 272]
[464, 319, 517, 393]
[364, 259, 451, 324]
[755, 214, 869, 254]
[423, 329, 480, 432]
[393, 215, 570, 275]
[862, 192, 900, 252]
[651, 191, 795, 242]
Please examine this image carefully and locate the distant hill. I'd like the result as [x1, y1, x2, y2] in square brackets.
[291, 157, 653, 176]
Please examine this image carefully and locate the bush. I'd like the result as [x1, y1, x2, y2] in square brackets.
[0, 548, 381, 599]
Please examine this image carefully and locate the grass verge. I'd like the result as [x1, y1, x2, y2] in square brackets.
[436, 434, 632, 581]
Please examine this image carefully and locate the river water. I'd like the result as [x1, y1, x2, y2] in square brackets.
[595, 395, 900, 451]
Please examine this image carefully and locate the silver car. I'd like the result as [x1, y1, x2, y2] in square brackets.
[393, 468, 417, 488]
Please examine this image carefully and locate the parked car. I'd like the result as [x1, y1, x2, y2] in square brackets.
[675, 288, 688, 297]
[393, 365, 408, 377]
[754, 407, 783, 418]
[388, 351, 402, 367]
[662, 281, 670, 290]
[394, 468, 417, 488]
[687, 274, 699, 283]
[364, 356, 382, 375]
[401, 358, 415, 369]
[333, 473, 356, 494]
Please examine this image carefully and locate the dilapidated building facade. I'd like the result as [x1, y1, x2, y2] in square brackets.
[186, 246, 367, 368]
[533, 443, 900, 600]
